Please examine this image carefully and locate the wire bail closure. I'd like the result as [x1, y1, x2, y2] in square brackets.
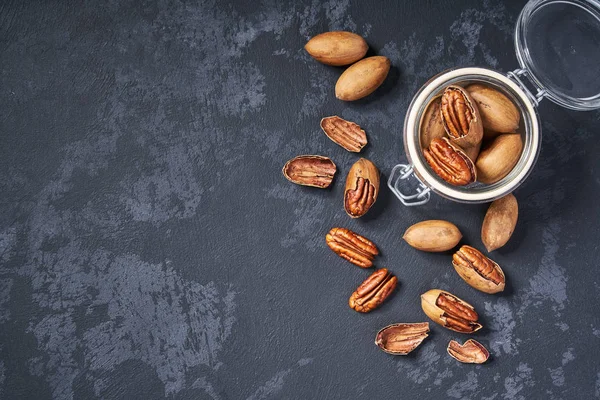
[388, 164, 431, 206]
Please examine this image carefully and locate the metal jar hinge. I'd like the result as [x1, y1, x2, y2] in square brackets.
[507, 68, 546, 106]
[388, 164, 431, 206]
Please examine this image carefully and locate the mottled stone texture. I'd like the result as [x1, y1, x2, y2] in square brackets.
[0, 0, 599, 399]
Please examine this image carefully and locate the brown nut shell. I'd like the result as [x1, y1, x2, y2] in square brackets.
[304, 31, 368, 66]
[420, 96, 446, 149]
[326, 227, 379, 268]
[421, 289, 482, 333]
[349, 268, 397, 313]
[344, 158, 380, 218]
[452, 245, 505, 294]
[466, 83, 520, 133]
[476, 133, 523, 184]
[282, 155, 337, 188]
[335, 56, 391, 101]
[320, 116, 367, 152]
[441, 85, 484, 157]
[482, 194, 519, 252]
[447, 339, 490, 364]
[424, 137, 476, 186]
[375, 322, 430, 355]
[403, 220, 462, 252]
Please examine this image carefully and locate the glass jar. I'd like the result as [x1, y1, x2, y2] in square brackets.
[389, 0, 600, 206]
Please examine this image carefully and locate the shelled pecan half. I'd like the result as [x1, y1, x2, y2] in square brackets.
[320, 116, 368, 152]
[349, 268, 397, 313]
[326, 227, 379, 268]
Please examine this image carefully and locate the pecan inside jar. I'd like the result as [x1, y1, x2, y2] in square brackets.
[349, 268, 397, 313]
[326, 227, 378, 268]
[423, 137, 476, 186]
[442, 87, 474, 138]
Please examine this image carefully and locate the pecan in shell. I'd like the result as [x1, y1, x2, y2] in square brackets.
[349, 268, 397, 313]
[453, 245, 505, 294]
[326, 227, 379, 268]
[421, 289, 482, 333]
[320, 116, 368, 153]
[282, 155, 337, 188]
[440, 85, 483, 153]
[344, 158, 379, 218]
[424, 137, 476, 186]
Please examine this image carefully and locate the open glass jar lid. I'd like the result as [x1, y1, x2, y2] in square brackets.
[389, 0, 600, 206]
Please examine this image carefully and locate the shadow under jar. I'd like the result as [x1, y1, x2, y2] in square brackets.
[389, 0, 600, 206]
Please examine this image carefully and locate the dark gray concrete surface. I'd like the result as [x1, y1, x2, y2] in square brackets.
[1, 0, 600, 398]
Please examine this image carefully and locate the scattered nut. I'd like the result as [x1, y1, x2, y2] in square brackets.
[335, 56, 391, 101]
[320, 116, 367, 152]
[326, 227, 378, 268]
[421, 289, 482, 333]
[344, 158, 380, 218]
[403, 220, 462, 252]
[282, 155, 337, 188]
[375, 322, 430, 355]
[305, 31, 368, 66]
[482, 194, 519, 252]
[349, 268, 397, 313]
[447, 339, 490, 364]
[452, 245, 505, 294]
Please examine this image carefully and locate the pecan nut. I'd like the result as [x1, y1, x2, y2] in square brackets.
[482, 193, 519, 252]
[452, 245, 505, 294]
[282, 155, 337, 188]
[423, 137, 476, 186]
[344, 158, 380, 218]
[440, 85, 483, 154]
[375, 322, 429, 355]
[421, 289, 482, 333]
[420, 95, 446, 149]
[320, 116, 368, 152]
[403, 220, 462, 252]
[447, 339, 490, 364]
[349, 268, 397, 313]
[326, 227, 379, 268]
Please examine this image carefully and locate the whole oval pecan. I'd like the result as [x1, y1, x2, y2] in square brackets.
[452, 245, 505, 294]
[326, 227, 378, 268]
[421, 289, 482, 333]
[423, 137, 476, 186]
[349, 268, 397, 313]
[282, 155, 337, 188]
[447, 339, 490, 364]
[344, 158, 380, 218]
[320, 116, 367, 153]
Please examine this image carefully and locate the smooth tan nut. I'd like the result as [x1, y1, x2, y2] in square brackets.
[447, 339, 490, 364]
[282, 155, 336, 188]
[375, 322, 430, 355]
[320, 116, 367, 152]
[421, 289, 482, 333]
[441, 85, 483, 158]
[424, 137, 476, 186]
[326, 227, 379, 268]
[305, 31, 368, 66]
[403, 220, 462, 252]
[482, 194, 519, 252]
[420, 96, 446, 149]
[344, 158, 380, 218]
[476, 133, 523, 184]
[335, 56, 390, 101]
[452, 245, 505, 294]
[349, 268, 397, 313]
[466, 83, 520, 134]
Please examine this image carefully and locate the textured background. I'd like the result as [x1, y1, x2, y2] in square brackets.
[1, 0, 600, 399]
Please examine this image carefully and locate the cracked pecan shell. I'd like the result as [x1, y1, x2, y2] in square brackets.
[441, 85, 483, 153]
[344, 158, 379, 218]
[349, 268, 397, 313]
[326, 227, 378, 268]
[282, 155, 336, 188]
[447, 339, 490, 364]
[375, 322, 430, 355]
[453, 245, 505, 294]
[320, 116, 367, 152]
[423, 137, 476, 186]
[421, 289, 482, 333]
